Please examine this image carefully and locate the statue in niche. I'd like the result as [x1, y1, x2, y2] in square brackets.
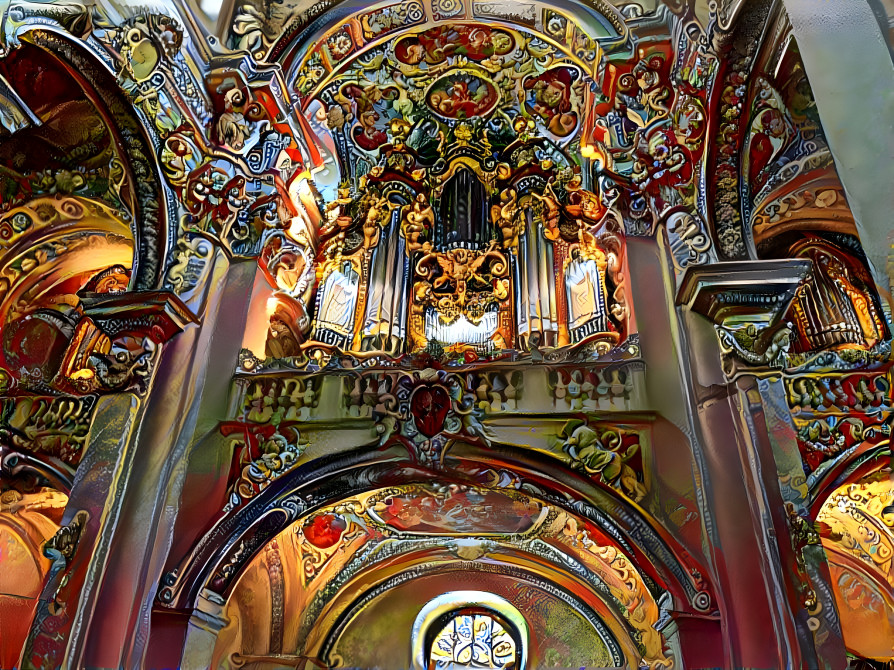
[361, 193, 388, 249]
[265, 303, 304, 359]
[402, 193, 435, 254]
[491, 188, 522, 249]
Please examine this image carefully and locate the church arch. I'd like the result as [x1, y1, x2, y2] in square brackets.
[317, 564, 629, 668]
[2, 0, 881, 668]
[158, 441, 713, 621]
[198, 466, 685, 668]
[5, 28, 169, 290]
[814, 467, 894, 663]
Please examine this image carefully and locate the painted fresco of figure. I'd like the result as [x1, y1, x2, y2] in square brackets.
[559, 228, 613, 345]
[566, 260, 605, 332]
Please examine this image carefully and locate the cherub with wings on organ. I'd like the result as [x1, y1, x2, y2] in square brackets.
[419, 246, 507, 307]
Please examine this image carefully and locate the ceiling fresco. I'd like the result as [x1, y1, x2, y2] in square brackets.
[818, 473, 894, 661]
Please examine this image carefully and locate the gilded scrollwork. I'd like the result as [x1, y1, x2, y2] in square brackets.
[221, 422, 307, 510]
[43, 509, 88, 566]
[553, 419, 647, 503]
[666, 210, 712, 269]
[339, 369, 490, 462]
[164, 234, 215, 297]
[818, 476, 894, 590]
[411, 244, 511, 352]
[715, 321, 793, 373]
[207, 6, 732, 370]
[0, 395, 95, 466]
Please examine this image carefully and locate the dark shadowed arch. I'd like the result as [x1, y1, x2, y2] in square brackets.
[15, 28, 169, 290]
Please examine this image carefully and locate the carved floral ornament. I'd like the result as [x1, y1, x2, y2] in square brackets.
[221, 369, 496, 501]
[813, 473, 894, 652]
[217, 368, 653, 530]
[817, 474, 894, 585]
[554, 419, 647, 502]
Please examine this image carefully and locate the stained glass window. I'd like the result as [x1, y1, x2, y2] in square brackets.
[428, 611, 519, 669]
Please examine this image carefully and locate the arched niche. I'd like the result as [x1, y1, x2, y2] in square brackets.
[321, 567, 625, 668]
[0, 197, 134, 322]
[708, 9, 862, 263]
[0, 195, 135, 392]
[0, 490, 67, 668]
[0, 31, 167, 291]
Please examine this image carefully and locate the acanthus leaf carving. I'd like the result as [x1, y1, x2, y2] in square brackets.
[554, 419, 647, 503]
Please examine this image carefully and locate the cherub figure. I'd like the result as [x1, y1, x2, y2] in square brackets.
[532, 183, 562, 241]
[362, 194, 388, 249]
[491, 188, 522, 249]
[402, 193, 435, 253]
